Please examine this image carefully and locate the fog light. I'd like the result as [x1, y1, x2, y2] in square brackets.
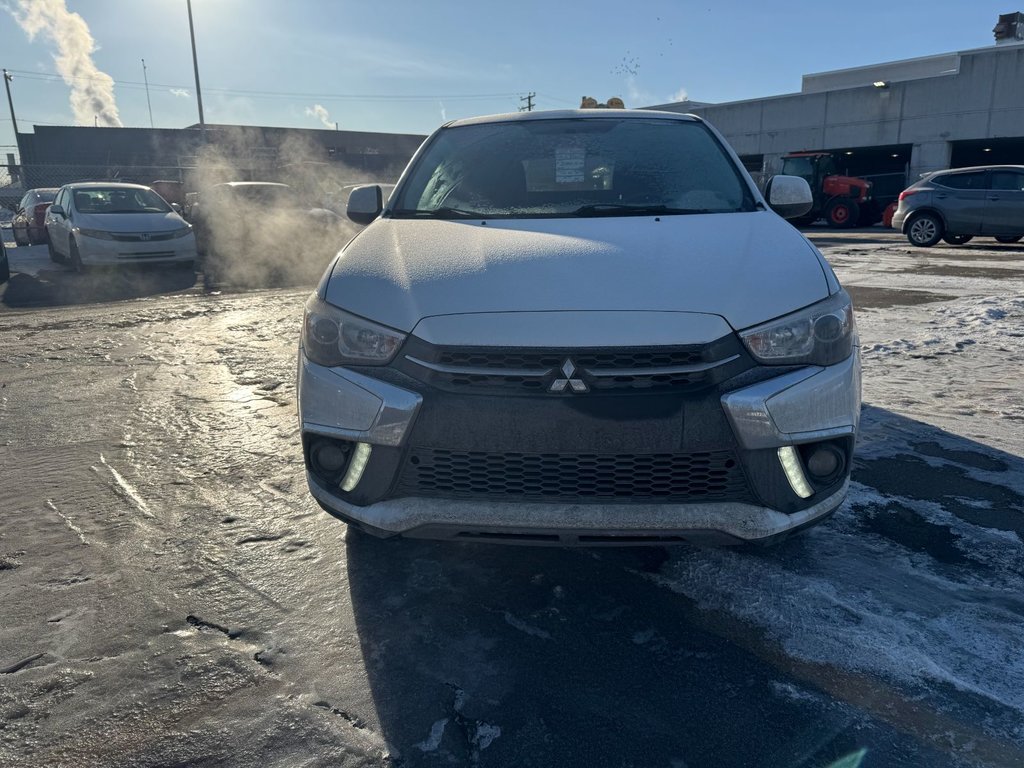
[778, 446, 813, 499]
[312, 441, 350, 474]
[341, 442, 372, 492]
[806, 445, 843, 479]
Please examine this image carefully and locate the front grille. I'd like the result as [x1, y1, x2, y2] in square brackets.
[436, 348, 706, 369]
[394, 448, 750, 502]
[111, 232, 176, 242]
[399, 338, 749, 395]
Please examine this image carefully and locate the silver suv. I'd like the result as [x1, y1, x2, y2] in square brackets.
[892, 165, 1024, 247]
[298, 109, 861, 547]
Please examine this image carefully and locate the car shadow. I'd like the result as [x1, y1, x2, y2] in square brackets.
[0, 263, 198, 308]
[343, 405, 1024, 767]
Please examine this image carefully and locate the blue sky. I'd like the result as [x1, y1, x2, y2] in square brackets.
[0, 0, 1014, 151]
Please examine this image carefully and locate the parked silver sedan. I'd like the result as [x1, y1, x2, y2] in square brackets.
[892, 165, 1024, 247]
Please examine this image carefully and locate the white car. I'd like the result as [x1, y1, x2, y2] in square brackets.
[45, 182, 197, 271]
[298, 109, 861, 547]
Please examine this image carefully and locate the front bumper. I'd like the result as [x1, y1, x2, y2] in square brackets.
[77, 233, 197, 265]
[298, 349, 861, 545]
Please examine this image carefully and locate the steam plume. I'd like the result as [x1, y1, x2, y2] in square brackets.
[11, 0, 122, 127]
[305, 104, 335, 129]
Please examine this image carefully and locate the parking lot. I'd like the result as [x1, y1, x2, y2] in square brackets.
[1, 229, 1023, 767]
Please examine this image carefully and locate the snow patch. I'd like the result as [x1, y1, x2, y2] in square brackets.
[503, 611, 551, 640]
[98, 453, 154, 518]
[414, 718, 448, 752]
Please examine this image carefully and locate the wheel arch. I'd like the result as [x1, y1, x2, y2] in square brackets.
[901, 207, 947, 234]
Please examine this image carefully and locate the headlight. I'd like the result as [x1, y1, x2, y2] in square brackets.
[302, 294, 405, 366]
[170, 225, 193, 239]
[77, 228, 115, 240]
[739, 290, 855, 366]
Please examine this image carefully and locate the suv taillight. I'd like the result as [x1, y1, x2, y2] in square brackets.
[898, 189, 920, 202]
[33, 203, 49, 218]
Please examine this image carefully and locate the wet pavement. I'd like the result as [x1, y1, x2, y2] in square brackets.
[1, 229, 1023, 767]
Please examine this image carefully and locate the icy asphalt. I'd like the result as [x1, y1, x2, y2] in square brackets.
[0, 229, 1023, 768]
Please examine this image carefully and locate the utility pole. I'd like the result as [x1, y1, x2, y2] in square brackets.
[519, 92, 535, 112]
[186, 0, 206, 139]
[2, 70, 18, 138]
[142, 58, 154, 128]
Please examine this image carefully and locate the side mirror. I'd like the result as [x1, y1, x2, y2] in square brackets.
[347, 185, 383, 225]
[764, 175, 813, 220]
[171, 202, 182, 214]
[49, 204, 65, 218]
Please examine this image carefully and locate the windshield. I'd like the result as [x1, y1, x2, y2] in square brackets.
[392, 118, 756, 218]
[71, 187, 172, 214]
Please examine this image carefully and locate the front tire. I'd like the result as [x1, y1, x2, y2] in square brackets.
[995, 235, 1022, 244]
[47, 236, 66, 263]
[906, 213, 943, 247]
[69, 239, 88, 273]
[942, 234, 973, 245]
[825, 199, 859, 229]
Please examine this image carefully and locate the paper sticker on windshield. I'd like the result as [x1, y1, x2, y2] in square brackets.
[555, 147, 586, 183]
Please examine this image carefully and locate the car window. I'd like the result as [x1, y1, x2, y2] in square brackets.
[393, 118, 756, 218]
[989, 171, 1024, 192]
[781, 156, 814, 179]
[18, 193, 31, 210]
[933, 172, 987, 190]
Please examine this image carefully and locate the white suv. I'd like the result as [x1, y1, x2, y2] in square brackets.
[298, 109, 860, 546]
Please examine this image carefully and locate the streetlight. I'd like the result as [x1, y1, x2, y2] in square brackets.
[186, 0, 206, 139]
[3, 70, 18, 138]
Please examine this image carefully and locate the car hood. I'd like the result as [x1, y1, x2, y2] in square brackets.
[74, 211, 187, 232]
[324, 211, 831, 332]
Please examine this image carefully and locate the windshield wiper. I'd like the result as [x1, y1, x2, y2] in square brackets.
[572, 204, 714, 217]
[392, 207, 487, 219]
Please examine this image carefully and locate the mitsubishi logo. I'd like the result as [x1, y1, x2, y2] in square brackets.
[549, 359, 589, 393]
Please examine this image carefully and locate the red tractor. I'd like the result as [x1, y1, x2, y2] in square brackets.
[780, 151, 877, 228]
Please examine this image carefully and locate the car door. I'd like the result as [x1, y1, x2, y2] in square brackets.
[984, 170, 1024, 235]
[931, 171, 989, 234]
[48, 189, 71, 256]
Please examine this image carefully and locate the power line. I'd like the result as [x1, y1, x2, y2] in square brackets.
[0, 117, 70, 126]
[536, 93, 578, 107]
[519, 92, 536, 112]
[5, 68, 524, 103]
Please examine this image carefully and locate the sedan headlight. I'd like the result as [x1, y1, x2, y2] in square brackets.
[170, 225, 193, 239]
[302, 294, 406, 366]
[739, 290, 855, 366]
[76, 228, 115, 240]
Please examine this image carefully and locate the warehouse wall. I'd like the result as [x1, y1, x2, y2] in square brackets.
[649, 42, 1024, 181]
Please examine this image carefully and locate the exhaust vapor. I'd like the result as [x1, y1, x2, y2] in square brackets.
[11, 0, 123, 127]
[305, 104, 335, 130]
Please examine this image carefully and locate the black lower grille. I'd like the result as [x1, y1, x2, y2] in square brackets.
[395, 448, 750, 502]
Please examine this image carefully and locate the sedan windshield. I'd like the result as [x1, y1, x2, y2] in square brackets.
[72, 187, 172, 214]
[392, 118, 756, 218]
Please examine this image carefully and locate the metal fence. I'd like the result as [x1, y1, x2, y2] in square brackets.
[0, 160, 400, 212]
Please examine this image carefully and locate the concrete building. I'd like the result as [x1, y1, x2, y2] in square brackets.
[646, 13, 1024, 195]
